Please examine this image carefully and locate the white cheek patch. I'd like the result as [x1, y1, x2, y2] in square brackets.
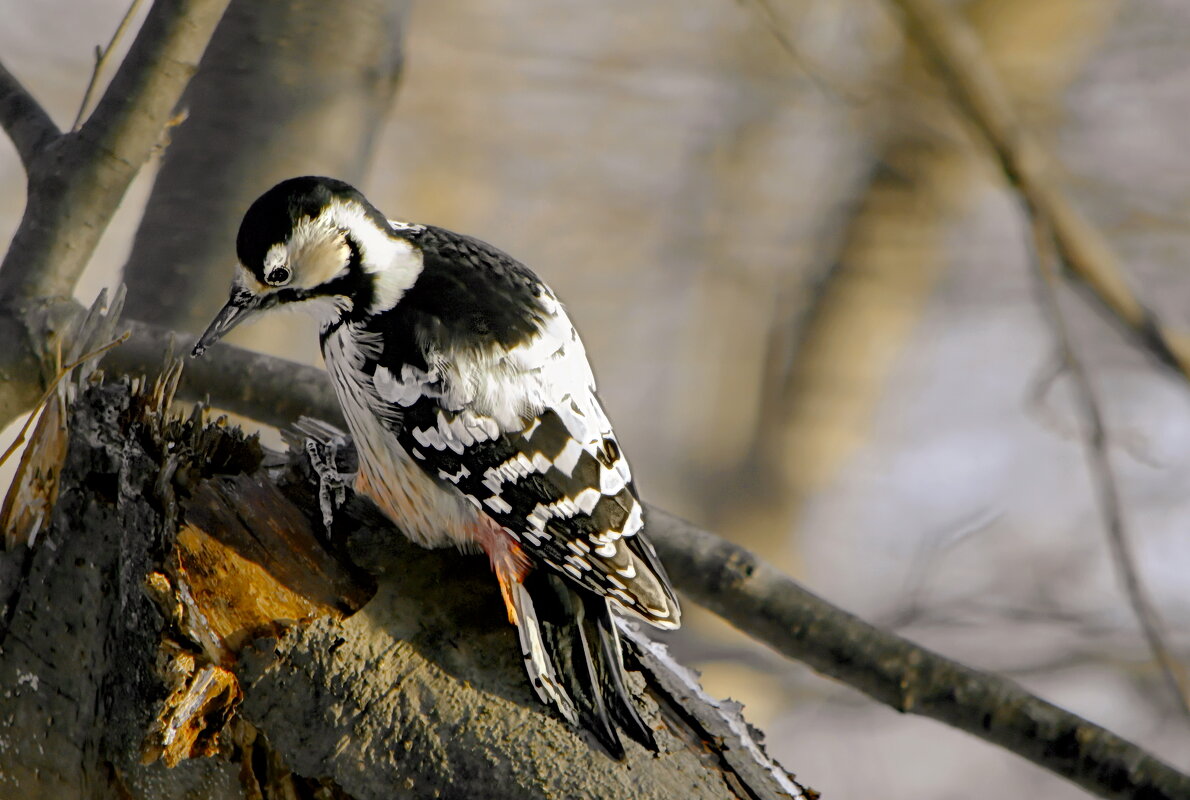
[282, 219, 351, 289]
[300, 238, 351, 288]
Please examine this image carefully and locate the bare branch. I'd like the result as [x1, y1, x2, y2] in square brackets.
[0, 0, 230, 303]
[741, 0, 862, 102]
[1028, 218, 1190, 721]
[886, 0, 1190, 736]
[887, 0, 1190, 380]
[107, 319, 344, 431]
[2, 375, 809, 798]
[71, 0, 148, 132]
[0, 61, 61, 171]
[645, 506, 1190, 800]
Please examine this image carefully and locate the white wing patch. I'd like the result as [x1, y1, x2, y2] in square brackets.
[397, 290, 619, 476]
[361, 286, 675, 627]
[427, 292, 643, 560]
[374, 363, 440, 407]
[552, 439, 584, 476]
[408, 407, 502, 455]
[484, 495, 513, 514]
[438, 464, 471, 485]
[483, 453, 541, 494]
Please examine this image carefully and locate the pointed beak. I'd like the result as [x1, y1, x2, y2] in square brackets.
[191, 293, 261, 357]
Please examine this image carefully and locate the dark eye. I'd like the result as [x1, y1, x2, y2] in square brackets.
[266, 266, 291, 286]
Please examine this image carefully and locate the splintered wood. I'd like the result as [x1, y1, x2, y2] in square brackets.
[0, 332, 373, 775]
[79, 364, 372, 769]
[142, 449, 372, 766]
[2, 358, 812, 799]
[0, 396, 67, 551]
[141, 640, 242, 768]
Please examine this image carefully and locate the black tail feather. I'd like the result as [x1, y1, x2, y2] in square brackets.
[521, 570, 655, 758]
[587, 592, 657, 752]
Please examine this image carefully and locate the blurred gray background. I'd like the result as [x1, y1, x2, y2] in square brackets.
[3, 0, 1190, 797]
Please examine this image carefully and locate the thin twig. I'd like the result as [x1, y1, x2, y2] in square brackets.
[742, 0, 863, 102]
[1028, 217, 1190, 722]
[0, 61, 61, 171]
[0, 332, 131, 468]
[72, 0, 148, 132]
[886, 0, 1190, 380]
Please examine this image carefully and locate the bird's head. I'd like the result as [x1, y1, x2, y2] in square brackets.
[192, 176, 423, 357]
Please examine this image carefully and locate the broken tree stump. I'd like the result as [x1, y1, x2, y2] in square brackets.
[0, 370, 809, 800]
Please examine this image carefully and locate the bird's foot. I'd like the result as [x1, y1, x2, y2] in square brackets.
[304, 436, 353, 537]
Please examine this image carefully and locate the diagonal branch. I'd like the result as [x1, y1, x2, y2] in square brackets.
[0, 0, 231, 303]
[887, 0, 1190, 380]
[106, 318, 344, 430]
[0, 61, 61, 171]
[645, 506, 1190, 800]
[889, 0, 1190, 736]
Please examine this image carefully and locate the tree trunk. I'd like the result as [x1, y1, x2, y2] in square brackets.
[121, 0, 409, 335]
[0, 370, 809, 800]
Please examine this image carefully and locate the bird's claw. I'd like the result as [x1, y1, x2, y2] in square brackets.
[305, 437, 351, 537]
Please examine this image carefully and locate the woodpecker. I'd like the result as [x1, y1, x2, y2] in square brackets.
[192, 176, 680, 757]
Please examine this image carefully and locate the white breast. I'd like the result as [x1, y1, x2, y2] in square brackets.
[322, 324, 478, 549]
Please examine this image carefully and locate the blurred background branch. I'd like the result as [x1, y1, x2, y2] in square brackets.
[121, 0, 409, 339]
[1028, 218, 1190, 721]
[889, 0, 1190, 379]
[0, 0, 230, 302]
[891, 0, 1190, 725]
[648, 504, 1190, 800]
[0, 61, 60, 170]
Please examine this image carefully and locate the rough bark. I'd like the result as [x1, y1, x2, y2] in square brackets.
[0, 374, 809, 800]
[122, 0, 409, 333]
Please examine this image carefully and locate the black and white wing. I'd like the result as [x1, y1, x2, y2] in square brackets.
[366, 227, 680, 629]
